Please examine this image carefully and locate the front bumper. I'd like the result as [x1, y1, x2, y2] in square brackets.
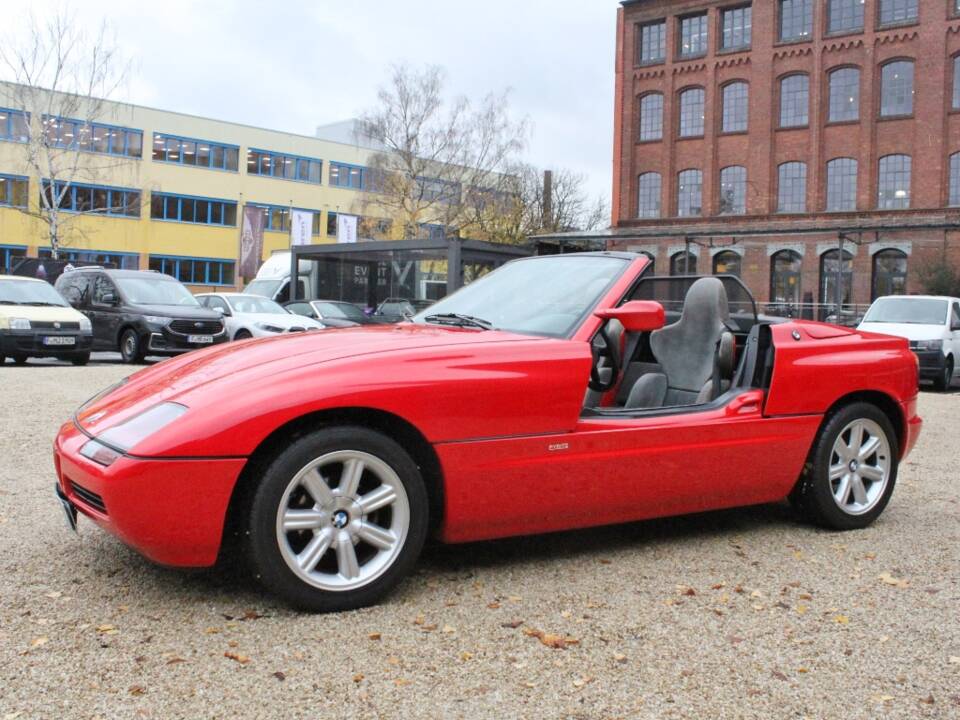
[53, 419, 246, 567]
[1, 329, 93, 357]
[912, 350, 946, 380]
[146, 327, 228, 355]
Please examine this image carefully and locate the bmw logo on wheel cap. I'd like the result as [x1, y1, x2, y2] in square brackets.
[332, 510, 349, 529]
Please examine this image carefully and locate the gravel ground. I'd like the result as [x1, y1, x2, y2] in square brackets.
[1, 361, 958, 720]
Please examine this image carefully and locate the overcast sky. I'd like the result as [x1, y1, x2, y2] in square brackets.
[7, 1, 619, 202]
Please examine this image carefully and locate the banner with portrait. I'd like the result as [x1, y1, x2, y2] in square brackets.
[239, 205, 265, 280]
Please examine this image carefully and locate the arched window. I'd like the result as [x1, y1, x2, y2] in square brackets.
[872, 249, 908, 300]
[828, 67, 860, 122]
[777, 162, 807, 213]
[638, 93, 663, 141]
[877, 154, 911, 209]
[713, 251, 741, 277]
[770, 250, 802, 315]
[722, 82, 749, 133]
[953, 56, 960, 110]
[779, 74, 809, 127]
[826, 158, 858, 212]
[670, 251, 697, 276]
[679, 88, 705, 137]
[637, 172, 662, 218]
[719, 166, 747, 215]
[949, 153, 960, 207]
[880, 60, 914, 117]
[677, 169, 703, 217]
[820, 249, 854, 320]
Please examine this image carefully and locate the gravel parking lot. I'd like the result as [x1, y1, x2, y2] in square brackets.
[1, 361, 958, 719]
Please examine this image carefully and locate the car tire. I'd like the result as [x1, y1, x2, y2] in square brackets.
[234, 329, 252, 341]
[71, 352, 91, 366]
[244, 426, 429, 612]
[119, 328, 146, 364]
[789, 402, 898, 531]
[933, 356, 953, 392]
[11, 354, 27, 365]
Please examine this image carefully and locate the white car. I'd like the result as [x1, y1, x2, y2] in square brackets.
[196, 293, 324, 340]
[858, 295, 960, 391]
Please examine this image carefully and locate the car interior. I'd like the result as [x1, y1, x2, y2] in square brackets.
[582, 275, 777, 416]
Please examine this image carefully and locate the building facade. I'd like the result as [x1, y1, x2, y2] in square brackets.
[0, 82, 395, 290]
[608, 0, 960, 317]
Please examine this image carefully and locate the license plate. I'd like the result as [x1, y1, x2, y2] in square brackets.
[187, 335, 214, 344]
[55, 484, 78, 534]
[43, 336, 76, 346]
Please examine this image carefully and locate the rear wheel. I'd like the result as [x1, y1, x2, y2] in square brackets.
[790, 402, 898, 530]
[70, 352, 91, 366]
[245, 426, 428, 612]
[11, 354, 27, 365]
[233, 329, 252, 341]
[933, 356, 953, 392]
[119, 329, 145, 364]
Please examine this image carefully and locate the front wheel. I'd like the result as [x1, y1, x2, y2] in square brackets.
[790, 402, 898, 530]
[119, 329, 145, 364]
[70, 352, 91, 366]
[933, 356, 953, 392]
[11, 354, 27, 365]
[245, 426, 428, 612]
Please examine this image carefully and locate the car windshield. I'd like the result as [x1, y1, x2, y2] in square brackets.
[0, 279, 69, 306]
[863, 298, 947, 325]
[116, 277, 199, 306]
[228, 295, 286, 314]
[316, 302, 365, 321]
[411, 255, 628, 337]
[244, 279, 282, 298]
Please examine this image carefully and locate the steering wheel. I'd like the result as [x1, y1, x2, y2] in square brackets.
[588, 326, 621, 393]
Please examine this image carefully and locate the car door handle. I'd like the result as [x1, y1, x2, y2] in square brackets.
[726, 390, 764, 416]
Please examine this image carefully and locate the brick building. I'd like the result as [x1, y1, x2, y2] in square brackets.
[547, 0, 960, 319]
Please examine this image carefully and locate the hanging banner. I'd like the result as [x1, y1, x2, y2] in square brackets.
[337, 213, 358, 244]
[239, 205, 265, 280]
[290, 209, 313, 247]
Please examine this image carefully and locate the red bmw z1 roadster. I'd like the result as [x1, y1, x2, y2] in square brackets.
[54, 252, 922, 611]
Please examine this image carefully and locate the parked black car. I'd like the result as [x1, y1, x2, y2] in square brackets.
[55, 268, 227, 363]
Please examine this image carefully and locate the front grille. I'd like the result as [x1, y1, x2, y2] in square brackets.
[71, 481, 107, 514]
[32, 321, 81, 330]
[169, 319, 223, 335]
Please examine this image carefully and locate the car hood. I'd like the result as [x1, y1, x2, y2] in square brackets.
[0, 304, 86, 324]
[856, 322, 946, 342]
[234, 312, 322, 328]
[128, 304, 222, 320]
[76, 324, 543, 433]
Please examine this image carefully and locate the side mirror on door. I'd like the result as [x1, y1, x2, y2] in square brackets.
[594, 301, 666, 332]
[100, 292, 117, 305]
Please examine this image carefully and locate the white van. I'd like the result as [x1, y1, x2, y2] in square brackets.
[243, 252, 315, 303]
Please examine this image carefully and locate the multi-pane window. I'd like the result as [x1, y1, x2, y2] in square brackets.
[149, 192, 238, 226]
[880, 61, 914, 117]
[41, 181, 140, 217]
[247, 149, 322, 184]
[777, 162, 807, 213]
[827, 0, 865, 33]
[638, 94, 664, 141]
[719, 166, 747, 214]
[820, 250, 853, 313]
[713, 251, 742, 277]
[872, 249, 908, 299]
[826, 158, 858, 211]
[247, 203, 321, 235]
[637, 172, 662, 218]
[770, 250, 803, 311]
[953, 56, 960, 110]
[148, 255, 236, 286]
[0, 174, 28, 208]
[779, 74, 809, 127]
[828, 67, 860, 122]
[1, 245, 27, 274]
[329, 162, 384, 192]
[950, 153, 960, 206]
[878, 0, 918, 26]
[327, 211, 338, 236]
[418, 177, 461, 204]
[779, 0, 813, 41]
[679, 14, 708, 57]
[0, 108, 29, 143]
[721, 6, 752, 50]
[677, 169, 703, 217]
[722, 82, 749, 133]
[152, 134, 239, 171]
[670, 251, 698, 275]
[679, 88, 705, 137]
[38, 248, 139, 270]
[877, 154, 911, 209]
[42, 117, 143, 158]
[638, 20, 667, 63]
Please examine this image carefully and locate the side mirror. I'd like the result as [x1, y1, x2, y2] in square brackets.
[594, 301, 666, 332]
[213, 306, 226, 315]
[101, 291, 117, 305]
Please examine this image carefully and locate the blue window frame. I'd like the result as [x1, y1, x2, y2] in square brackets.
[329, 162, 386, 192]
[42, 116, 143, 158]
[41, 180, 141, 217]
[0, 108, 30, 143]
[150, 192, 237, 226]
[418, 177, 461, 203]
[0, 174, 29, 208]
[152, 133, 239, 171]
[147, 254, 235, 286]
[37, 248, 140, 270]
[247, 148, 322, 184]
[0, 244, 27, 274]
[247, 203, 321, 235]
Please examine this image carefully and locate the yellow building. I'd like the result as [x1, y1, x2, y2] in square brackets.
[0, 82, 385, 290]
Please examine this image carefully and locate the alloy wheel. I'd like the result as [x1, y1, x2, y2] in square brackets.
[828, 419, 891, 516]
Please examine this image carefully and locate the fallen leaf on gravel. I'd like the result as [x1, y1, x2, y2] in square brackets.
[441, 625, 455, 634]
[272, 671, 286, 681]
[797, 605, 808, 615]
[614, 653, 627, 663]
[734, 585, 745, 594]
[420, 624, 437, 632]
[878, 573, 909, 588]
[771, 671, 788, 681]
[501, 620, 523, 629]
[394, 678, 411, 687]
[680, 587, 696, 596]
[797, 667, 809, 673]
[487, 602, 500, 609]
[599, 559, 612, 565]
[711, 583, 725, 590]
[727, 636, 744, 645]
[224, 652, 249, 665]
[834, 615, 850, 624]
[387, 656, 400, 666]
[353, 673, 364, 683]
[572, 676, 594, 688]
[508, 596, 522, 602]
[128, 685, 146, 696]
[413, 615, 424, 625]
[522, 681, 537, 688]
[523, 628, 579, 649]
[95, 625, 117, 635]
[920, 694, 935, 705]
[368, 632, 382, 641]
[799, 593, 813, 600]
[460, 651, 473, 661]
[204, 627, 221, 634]
[165, 657, 185, 665]
[750, 590, 763, 598]
[227, 640, 239, 648]
[872, 695, 895, 703]
[241, 610, 266, 621]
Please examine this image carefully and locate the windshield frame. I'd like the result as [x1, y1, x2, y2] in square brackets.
[0, 278, 70, 307]
[225, 294, 287, 315]
[244, 278, 283, 299]
[862, 297, 948, 326]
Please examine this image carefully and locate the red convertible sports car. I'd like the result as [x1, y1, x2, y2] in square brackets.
[54, 252, 922, 611]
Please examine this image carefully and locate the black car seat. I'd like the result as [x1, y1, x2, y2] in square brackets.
[583, 319, 625, 408]
[624, 277, 735, 409]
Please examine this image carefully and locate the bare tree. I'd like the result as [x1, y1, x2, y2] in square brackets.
[358, 64, 528, 240]
[0, 10, 132, 259]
